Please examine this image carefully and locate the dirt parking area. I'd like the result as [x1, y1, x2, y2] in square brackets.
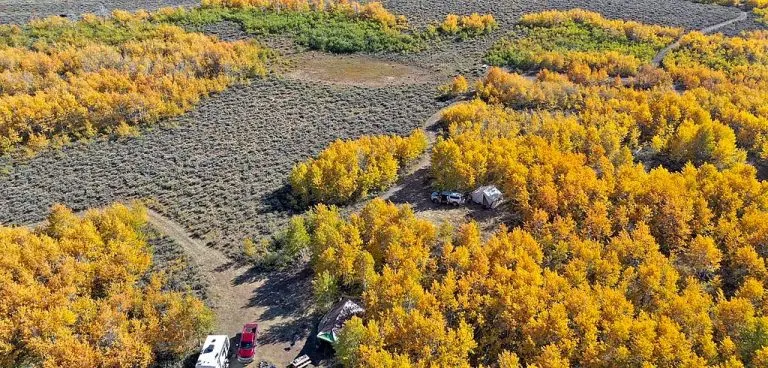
[146, 210, 326, 368]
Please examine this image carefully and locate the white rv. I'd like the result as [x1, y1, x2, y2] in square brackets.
[196, 335, 230, 368]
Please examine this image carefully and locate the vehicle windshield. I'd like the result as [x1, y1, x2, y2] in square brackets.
[203, 344, 215, 354]
[241, 342, 254, 349]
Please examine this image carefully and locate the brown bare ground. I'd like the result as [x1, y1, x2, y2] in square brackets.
[146, 209, 317, 368]
[285, 52, 436, 87]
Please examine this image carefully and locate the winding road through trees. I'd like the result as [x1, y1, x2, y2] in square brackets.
[651, 10, 748, 67]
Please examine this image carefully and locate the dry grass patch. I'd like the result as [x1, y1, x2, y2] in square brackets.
[286, 52, 433, 86]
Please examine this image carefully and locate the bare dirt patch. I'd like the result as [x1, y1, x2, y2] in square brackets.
[285, 52, 436, 87]
[146, 210, 319, 367]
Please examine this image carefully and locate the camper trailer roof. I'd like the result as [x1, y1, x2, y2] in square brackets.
[472, 185, 502, 199]
[196, 335, 228, 367]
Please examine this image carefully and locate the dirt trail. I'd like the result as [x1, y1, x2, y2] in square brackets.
[147, 209, 229, 266]
[652, 11, 747, 67]
[24, 208, 315, 366]
[377, 99, 465, 202]
[145, 209, 315, 367]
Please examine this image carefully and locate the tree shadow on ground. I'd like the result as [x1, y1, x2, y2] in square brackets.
[260, 184, 298, 215]
[296, 318, 336, 366]
[253, 312, 336, 366]
[243, 266, 314, 322]
[466, 201, 522, 233]
[154, 349, 200, 368]
[258, 313, 315, 346]
[387, 166, 439, 212]
[749, 153, 768, 181]
[215, 259, 254, 273]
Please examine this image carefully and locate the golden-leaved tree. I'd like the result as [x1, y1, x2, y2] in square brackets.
[0, 10, 269, 155]
[0, 203, 213, 367]
[290, 130, 427, 206]
[290, 11, 768, 367]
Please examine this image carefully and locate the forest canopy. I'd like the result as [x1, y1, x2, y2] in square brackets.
[290, 130, 428, 206]
[288, 9, 768, 368]
[0, 203, 213, 367]
[306, 175, 768, 366]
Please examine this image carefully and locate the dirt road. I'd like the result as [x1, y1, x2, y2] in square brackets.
[146, 210, 316, 367]
[651, 11, 747, 67]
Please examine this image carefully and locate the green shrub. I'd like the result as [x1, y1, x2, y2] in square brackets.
[242, 215, 311, 268]
[155, 7, 421, 53]
[485, 9, 681, 77]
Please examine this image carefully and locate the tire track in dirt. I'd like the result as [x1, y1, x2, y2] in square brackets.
[147, 209, 229, 266]
[145, 209, 313, 367]
[24, 208, 313, 366]
[376, 99, 466, 203]
[652, 11, 748, 67]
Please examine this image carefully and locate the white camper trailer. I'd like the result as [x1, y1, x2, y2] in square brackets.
[470, 185, 503, 209]
[196, 335, 230, 368]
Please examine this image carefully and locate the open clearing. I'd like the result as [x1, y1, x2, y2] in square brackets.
[286, 52, 436, 87]
[146, 210, 317, 367]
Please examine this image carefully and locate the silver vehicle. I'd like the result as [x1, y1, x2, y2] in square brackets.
[431, 191, 466, 206]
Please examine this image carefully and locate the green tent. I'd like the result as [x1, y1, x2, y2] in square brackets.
[316, 299, 364, 344]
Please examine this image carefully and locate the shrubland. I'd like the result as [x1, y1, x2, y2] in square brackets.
[0, 203, 213, 367]
[690, 0, 768, 22]
[201, 0, 405, 27]
[486, 9, 681, 78]
[289, 130, 427, 206]
[0, 9, 269, 155]
[0, 1, 498, 156]
[158, 3, 498, 53]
